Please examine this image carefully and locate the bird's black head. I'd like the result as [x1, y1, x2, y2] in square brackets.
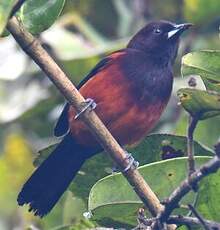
[127, 20, 192, 65]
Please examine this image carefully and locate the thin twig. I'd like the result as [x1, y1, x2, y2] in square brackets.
[137, 215, 220, 230]
[186, 190, 199, 217]
[10, 0, 27, 18]
[137, 214, 220, 230]
[157, 154, 220, 224]
[215, 142, 220, 158]
[187, 115, 199, 176]
[188, 204, 210, 230]
[6, 17, 176, 228]
[168, 215, 220, 229]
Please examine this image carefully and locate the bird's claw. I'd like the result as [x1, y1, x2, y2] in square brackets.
[75, 98, 97, 119]
[111, 152, 139, 173]
[123, 152, 139, 172]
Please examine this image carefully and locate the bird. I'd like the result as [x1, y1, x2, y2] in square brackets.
[17, 20, 192, 217]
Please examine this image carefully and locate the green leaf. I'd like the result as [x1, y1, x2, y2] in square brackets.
[17, 0, 66, 34]
[127, 134, 213, 164]
[33, 136, 213, 227]
[197, 170, 220, 222]
[181, 50, 220, 92]
[175, 112, 220, 148]
[70, 132, 213, 200]
[183, 0, 220, 25]
[88, 157, 211, 227]
[62, 191, 86, 225]
[0, 0, 16, 35]
[48, 225, 72, 230]
[177, 88, 220, 119]
[34, 134, 213, 200]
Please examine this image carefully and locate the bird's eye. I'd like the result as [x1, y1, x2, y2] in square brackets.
[153, 28, 162, 34]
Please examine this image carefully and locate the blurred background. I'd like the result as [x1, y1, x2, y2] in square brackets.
[0, 0, 219, 229]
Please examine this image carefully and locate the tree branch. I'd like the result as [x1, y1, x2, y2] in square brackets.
[188, 204, 210, 230]
[187, 115, 199, 176]
[157, 151, 220, 224]
[136, 214, 220, 230]
[168, 215, 220, 229]
[137, 215, 220, 230]
[6, 17, 175, 228]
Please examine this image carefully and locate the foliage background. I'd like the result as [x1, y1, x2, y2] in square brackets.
[0, 0, 219, 229]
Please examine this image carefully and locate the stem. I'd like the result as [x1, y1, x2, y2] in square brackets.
[187, 115, 199, 176]
[6, 17, 171, 225]
[188, 204, 210, 230]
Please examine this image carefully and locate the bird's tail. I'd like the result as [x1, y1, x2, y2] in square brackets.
[17, 133, 96, 217]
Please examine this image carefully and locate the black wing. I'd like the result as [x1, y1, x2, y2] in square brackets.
[54, 57, 111, 137]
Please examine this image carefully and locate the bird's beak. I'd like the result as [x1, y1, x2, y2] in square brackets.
[168, 23, 193, 39]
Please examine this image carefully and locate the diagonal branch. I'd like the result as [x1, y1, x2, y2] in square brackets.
[168, 215, 220, 229]
[188, 204, 210, 230]
[6, 16, 176, 229]
[137, 215, 220, 229]
[157, 152, 220, 224]
[187, 115, 199, 176]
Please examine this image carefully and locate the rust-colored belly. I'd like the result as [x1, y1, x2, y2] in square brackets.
[68, 64, 169, 148]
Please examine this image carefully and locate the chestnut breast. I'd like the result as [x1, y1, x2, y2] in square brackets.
[68, 55, 171, 148]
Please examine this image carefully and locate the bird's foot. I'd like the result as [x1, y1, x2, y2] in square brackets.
[123, 151, 139, 172]
[75, 98, 97, 119]
[111, 151, 139, 173]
